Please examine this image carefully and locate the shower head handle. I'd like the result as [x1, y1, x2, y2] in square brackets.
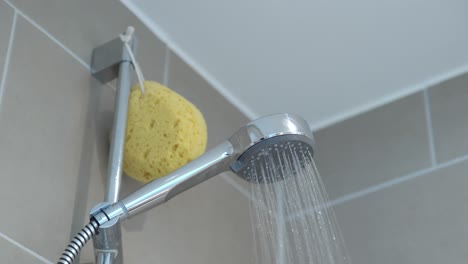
[103, 141, 236, 220]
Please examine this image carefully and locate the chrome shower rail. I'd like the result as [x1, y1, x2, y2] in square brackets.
[88, 30, 137, 264]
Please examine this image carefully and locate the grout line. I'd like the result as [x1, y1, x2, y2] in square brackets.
[106, 82, 117, 92]
[4, 0, 91, 71]
[423, 89, 438, 166]
[0, 231, 53, 264]
[162, 44, 170, 86]
[288, 152, 468, 221]
[0, 9, 17, 107]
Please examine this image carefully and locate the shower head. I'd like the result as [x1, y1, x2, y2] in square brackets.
[229, 113, 314, 183]
[99, 113, 314, 222]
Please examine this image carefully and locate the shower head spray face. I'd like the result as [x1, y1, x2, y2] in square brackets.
[231, 134, 314, 183]
[229, 113, 314, 183]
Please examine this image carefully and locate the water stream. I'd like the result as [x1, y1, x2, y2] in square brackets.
[248, 147, 350, 264]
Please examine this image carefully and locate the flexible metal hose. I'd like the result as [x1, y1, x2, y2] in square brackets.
[57, 219, 100, 264]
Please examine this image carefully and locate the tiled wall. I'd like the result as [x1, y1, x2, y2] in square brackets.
[1, 1, 468, 264]
[310, 76, 468, 263]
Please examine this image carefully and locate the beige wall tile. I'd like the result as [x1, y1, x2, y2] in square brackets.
[334, 159, 468, 264]
[429, 72, 468, 162]
[0, 236, 47, 263]
[314, 92, 432, 199]
[121, 174, 255, 264]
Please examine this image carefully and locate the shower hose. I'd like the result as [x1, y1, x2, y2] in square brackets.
[57, 219, 100, 264]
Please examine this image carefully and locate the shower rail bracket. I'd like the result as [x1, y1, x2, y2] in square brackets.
[91, 37, 136, 83]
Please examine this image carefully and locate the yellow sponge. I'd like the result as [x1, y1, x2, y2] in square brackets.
[124, 81, 207, 183]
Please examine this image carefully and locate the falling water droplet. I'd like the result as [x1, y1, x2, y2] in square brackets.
[248, 144, 349, 264]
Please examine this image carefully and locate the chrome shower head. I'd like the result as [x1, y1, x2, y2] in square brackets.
[229, 114, 314, 183]
[100, 113, 314, 222]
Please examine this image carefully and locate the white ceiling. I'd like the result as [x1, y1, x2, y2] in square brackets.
[121, 0, 468, 130]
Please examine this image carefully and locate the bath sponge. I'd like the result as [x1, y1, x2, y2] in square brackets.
[124, 81, 207, 183]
